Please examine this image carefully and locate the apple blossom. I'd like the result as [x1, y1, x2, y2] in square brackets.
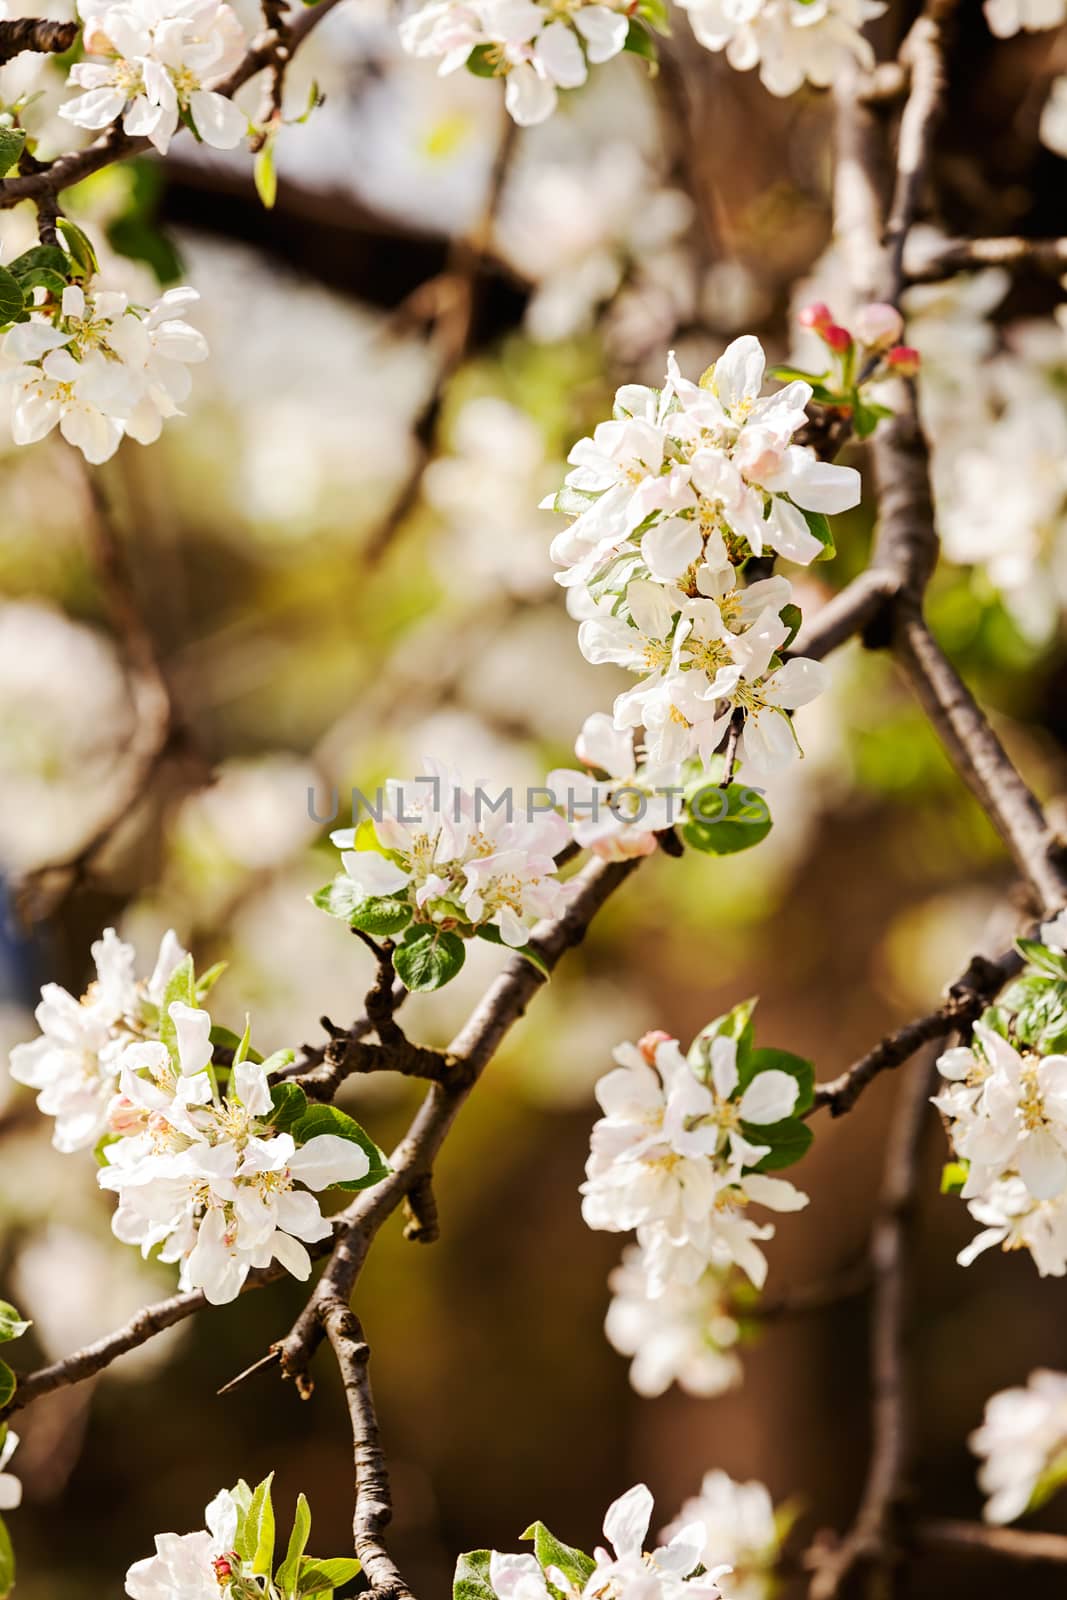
[660, 1472, 783, 1600]
[674, 0, 887, 97]
[61, 0, 247, 155]
[0, 1431, 20, 1514]
[548, 713, 683, 860]
[9, 927, 186, 1153]
[125, 1486, 241, 1599]
[983, 0, 1065, 34]
[605, 1242, 743, 1397]
[957, 1177, 1067, 1278]
[970, 1370, 1067, 1525]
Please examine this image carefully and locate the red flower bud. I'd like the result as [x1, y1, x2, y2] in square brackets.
[885, 344, 920, 376]
[822, 323, 853, 353]
[213, 1553, 238, 1582]
[797, 301, 833, 333]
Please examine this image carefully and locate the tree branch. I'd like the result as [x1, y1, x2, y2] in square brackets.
[916, 1520, 1067, 1565]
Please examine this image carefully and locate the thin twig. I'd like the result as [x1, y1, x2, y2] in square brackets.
[916, 1520, 1067, 1565]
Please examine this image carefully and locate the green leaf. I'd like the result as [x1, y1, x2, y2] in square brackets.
[209, 1024, 263, 1064]
[769, 365, 829, 385]
[622, 18, 658, 60]
[0, 1513, 14, 1600]
[635, 0, 671, 31]
[1016, 938, 1067, 980]
[394, 927, 466, 992]
[8, 244, 70, 284]
[683, 783, 772, 856]
[254, 140, 277, 209]
[56, 217, 99, 277]
[298, 1556, 362, 1594]
[0, 1365, 15, 1410]
[688, 997, 758, 1076]
[453, 1550, 496, 1600]
[0, 1305, 29, 1345]
[1004, 978, 1067, 1052]
[852, 398, 893, 439]
[0, 267, 24, 327]
[778, 602, 802, 650]
[738, 1047, 815, 1114]
[311, 876, 413, 936]
[234, 1014, 253, 1066]
[740, 1116, 814, 1172]
[245, 1473, 276, 1576]
[259, 1048, 296, 1077]
[475, 924, 550, 976]
[196, 960, 228, 999]
[466, 43, 502, 76]
[0, 128, 25, 179]
[291, 1103, 390, 1191]
[275, 1493, 312, 1595]
[521, 1523, 596, 1588]
[270, 1081, 309, 1133]
[104, 158, 183, 284]
[798, 506, 835, 562]
[940, 1160, 968, 1195]
[159, 954, 197, 1057]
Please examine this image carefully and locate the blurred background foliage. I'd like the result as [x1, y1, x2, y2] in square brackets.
[1, 0, 1067, 1592]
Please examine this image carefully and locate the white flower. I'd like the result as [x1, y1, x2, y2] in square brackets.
[1041, 75, 1067, 158]
[1, 283, 208, 462]
[548, 713, 682, 861]
[61, 0, 247, 155]
[984, 0, 1065, 34]
[957, 1176, 1067, 1278]
[675, 0, 886, 96]
[970, 1370, 1067, 1525]
[1041, 910, 1067, 954]
[605, 1243, 742, 1398]
[581, 1031, 808, 1291]
[660, 1472, 782, 1600]
[489, 1486, 729, 1600]
[331, 762, 575, 948]
[399, 0, 630, 126]
[0, 1431, 21, 1513]
[10, 928, 185, 1152]
[126, 1487, 241, 1598]
[935, 1024, 1067, 1202]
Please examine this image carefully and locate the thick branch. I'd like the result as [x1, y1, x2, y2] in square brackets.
[0, 18, 77, 63]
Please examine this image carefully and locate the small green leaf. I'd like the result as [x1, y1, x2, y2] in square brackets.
[0, 267, 24, 327]
[209, 1024, 263, 1064]
[298, 1555, 362, 1594]
[159, 954, 197, 1057]
[0, 128, 25, 179]
[56, 216, 99, 276]
[0, 1364, 15, 1410]
[741, 1116, 814, 1172]
[769, 365, 829, 385]
[0, 1305, 30, 1345]
[246, 1473, 276, 1577]
[688, 998, 759, 1076]
[291, 1104, 390, 1191]
[940, 1160, 969, 1195]
[311, 877, 413, 935]
[778, 602, 803, 649]
[852, 398, 893, 439]
[635, 0, 671, 31]
[683, 783, 772, 855]
[196, 960, 228, 999]
[622, 18, 658, 60]
[275, 1493, 312, 1595]
[1016, 938, 1067, 980]
[798, 506, 835, 562]
[254, 140, 277, 209]
[738, 1047, 815, 1114]
[394, 927, 466, 992]
[0, 1513, 14, 1600]
[475, 924, 550, 976]
[453, 1551, 496, 1600]
[521, 1523, 597, 1588]
[270, 1081, 309, 1133]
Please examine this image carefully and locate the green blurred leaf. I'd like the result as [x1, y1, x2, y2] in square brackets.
[311, 877, 413, 935]
[0, 267, 24, 327]
[0, 1513, 14, 1600]
[56, 216, 98, 276]
[255, 140, 277, 209]
[159, 954, 197, 1057]
[688, 997, 759, 1075]
[466, 43, 501, 76]
[1016, 939, 1067, 980]
[940, 1160, 968, 1195]
[0, 1305, 29, 1345]
[622, 19, 658, 60]
[0, 128, 25, 179]
[683, 783, 772, 855]
[0, 1365, 15, 1410]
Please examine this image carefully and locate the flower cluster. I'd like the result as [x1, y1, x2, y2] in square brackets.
[61, 0, 247, 155]
[399, 0, 661, 127]
[661, 1472, 784, 1600]
[545, 339, 859, 774]
[12, 943, 385, 1304]
[970, 1370, 1067, 1525]
[582, 1010, 811, 1315]
[2, 283, 208, 463]
[126, 1476, 360, 1599]
[673, 0, 886, 97]
[318, 761, 576, 990]
[482, 1483, 730, 1600]
[605, 1242, 743, 1397]
[10, 927, 187, 1153]
[939, 918, 1067, 1277]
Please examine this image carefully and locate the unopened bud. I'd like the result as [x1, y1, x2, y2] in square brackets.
[213, 1552, 237, 1581]
[822, 323, 853, 353]
[885, 344, 920, 376]
[853, 301, 904, 351]
[797, 301, 833, 334]
[637, 1029, 673, 1063]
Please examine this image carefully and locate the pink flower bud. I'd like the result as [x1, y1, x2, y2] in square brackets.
[885, 344, 920, 376]
[213, 1554, 237, 1581]
[797, 301, 833, 333]
[637, 1029, 673, 1063]
[854, 301, 904, 351]
[107, 1095, 143, 1136]
[822, 323, 853, 353]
